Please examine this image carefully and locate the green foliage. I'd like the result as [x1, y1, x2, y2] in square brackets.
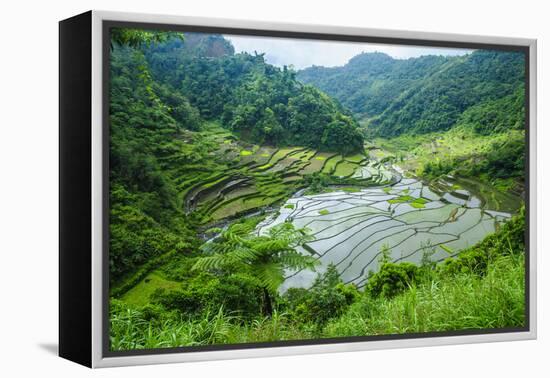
[110, 298, 310, 351]
[120, 271, 181, 306]
[110, 249, 524, 351]
[193, 222, 318, 293]
[456, 87, 525, 135]
[422, 158, 456, 179]
[111, 250, 181, 298]
[472, 133, 525, 179]
[420, 131, 525, 181]
[109, 299, 237, 350]
[153, 83, 202, 131]
[107, 29, 527, 350]
[303, 172, 330, 194]
[299, 52, 446, 118]
[143, 37, 364, 153]
[151, 273, 263, 318]
[366, 262, 420, 298]
[299, 50, 525, 138]
[281, 265, 359, 326]
[109, 42, 203, 284]
[286, 87, 363, 153]
[111, 28, 184, 49]
[325, 252, 525, 336]
[109, 184, 192, 283]
[109, 209, 525, 350]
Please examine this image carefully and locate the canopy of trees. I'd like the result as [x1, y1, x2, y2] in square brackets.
[298, 50, 526, 138]
[108, 31, 367, 281]
[143, 34, 364, 152]
[108, 30, 526, 351]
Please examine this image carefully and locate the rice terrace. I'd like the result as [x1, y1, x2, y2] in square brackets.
[108, 27, 527, 351]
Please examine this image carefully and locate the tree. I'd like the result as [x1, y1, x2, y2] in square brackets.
[144, 41, 364, 153]
[298, 50, 525, 138]
[321, 114, 364, 155]
[282, 265, 359, 326]
[258, 107, 284, 144]
[192, 222, 319, 316]
[110, 28, 183, 49]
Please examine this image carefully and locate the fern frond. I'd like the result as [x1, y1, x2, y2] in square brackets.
[277, 250, 319, 270]
[205, 227, 222, 235]
[253, 239, 287, 253]
[192, 254, 228, 271]
[256, 263, 284, 292]
[227, 247, 261, 261]
[227, 222, 254, 235]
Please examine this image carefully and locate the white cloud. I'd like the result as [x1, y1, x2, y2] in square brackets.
[225, 34, 473, 70]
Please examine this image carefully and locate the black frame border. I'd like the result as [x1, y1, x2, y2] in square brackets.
[59, 11, 93, 367]
[101, 19, 531, 359]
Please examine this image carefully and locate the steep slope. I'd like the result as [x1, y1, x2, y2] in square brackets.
[143, 34, 364, 153]
[108, 33, 366, 285]
[298, 50, 525, 137]
[298, 52, 448, 119]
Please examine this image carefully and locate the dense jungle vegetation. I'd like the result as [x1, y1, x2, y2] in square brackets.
[108, 29, 526, 351]
[144, 35, 363, 152]
[109, 31, 363, 284]
[299, 50, 526, 185]
[298, 50, 525, 137]
[112, 208, 525, 349]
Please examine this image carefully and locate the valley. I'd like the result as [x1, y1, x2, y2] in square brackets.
[108, 29, 527, 351]
[117, 123, 522, 308]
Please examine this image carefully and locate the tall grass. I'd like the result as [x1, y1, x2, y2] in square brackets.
[324, 252, 525, 336]
[110, 252, 524, 351]
[110, 306, 311, 351]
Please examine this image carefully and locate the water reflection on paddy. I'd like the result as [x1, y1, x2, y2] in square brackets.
[257, 177, 518, 291]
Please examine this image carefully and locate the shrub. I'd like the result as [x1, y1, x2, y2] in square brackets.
[366, 262, 420, 298]
[151, 272, 264, 318]
[281, 265, 359, 326]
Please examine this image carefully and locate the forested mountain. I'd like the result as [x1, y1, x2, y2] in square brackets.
[140, 34, 363, 152]
[109, 43, 198, 282]
[108, 30, 526, 351]
[298, 52, 448, 119]
[298, 50, 525, 137]
[108, 32, 364, 282]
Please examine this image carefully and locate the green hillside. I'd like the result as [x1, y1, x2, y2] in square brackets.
[109, 31, 368, 285]
[298, 50, 525, 137]
[107, 29, 526, 352]
[143, 34, 363, 152]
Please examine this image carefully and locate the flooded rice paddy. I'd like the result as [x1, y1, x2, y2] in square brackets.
[257, 175, 519, 291]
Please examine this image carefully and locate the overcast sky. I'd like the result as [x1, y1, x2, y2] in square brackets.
[225, 34, 473, 70]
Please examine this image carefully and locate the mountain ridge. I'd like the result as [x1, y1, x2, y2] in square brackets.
[298, 50, 525, 137]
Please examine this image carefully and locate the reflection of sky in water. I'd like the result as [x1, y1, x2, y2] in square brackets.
[261, 177, 510, 292]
